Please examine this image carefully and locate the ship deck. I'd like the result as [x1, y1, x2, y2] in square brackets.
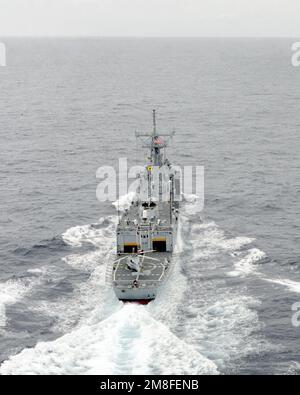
[113, 252, 171, 289]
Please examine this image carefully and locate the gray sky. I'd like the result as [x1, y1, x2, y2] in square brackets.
[0, 0, 299, 37]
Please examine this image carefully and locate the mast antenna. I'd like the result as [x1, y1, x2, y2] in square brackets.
[152, 109, 157, 136]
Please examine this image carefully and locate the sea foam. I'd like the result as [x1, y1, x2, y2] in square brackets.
[0, 280, 33, 328]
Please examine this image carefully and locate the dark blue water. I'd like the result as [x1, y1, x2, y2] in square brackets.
[0, 38, 299, 375]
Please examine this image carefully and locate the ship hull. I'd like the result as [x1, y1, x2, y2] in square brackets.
[114, 286, 158, 302]
[121, 299, 154, 305]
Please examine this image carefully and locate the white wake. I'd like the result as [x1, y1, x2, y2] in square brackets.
[0, 303, 218, 375]
[0, 195, 269, 375]
[0, 278, 38, 328]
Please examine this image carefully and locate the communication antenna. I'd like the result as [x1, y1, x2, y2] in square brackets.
[152, 109, 157, 136]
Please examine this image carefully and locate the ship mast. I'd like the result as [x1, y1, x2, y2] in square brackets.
[152, 109, 157, 136]
[151, 110, 161, 165]
[135, 110, 175, 166]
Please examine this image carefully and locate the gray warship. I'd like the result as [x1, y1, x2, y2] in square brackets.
[110, 110, 181, 304]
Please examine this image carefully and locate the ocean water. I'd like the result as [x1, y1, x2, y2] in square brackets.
[0, 38, 300, 375]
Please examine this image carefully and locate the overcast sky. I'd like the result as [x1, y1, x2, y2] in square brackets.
[0, 0, 299, 37]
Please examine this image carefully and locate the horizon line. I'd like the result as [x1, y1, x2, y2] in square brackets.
[0, 35, 299, 39]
